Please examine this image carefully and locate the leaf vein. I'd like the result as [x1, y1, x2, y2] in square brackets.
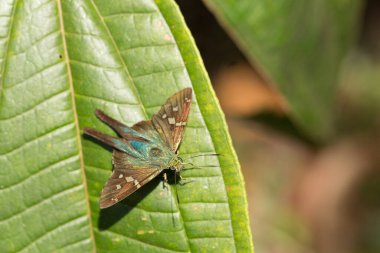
[18, 215, 89, 253]
[1, 154, 79, 190]
[104, 229, 188, 253]
[0, 121, 74, 156]
[75, 93, 140, 107]
[69, 58, 122, 71]
[102, 11, 158, 20]
[132, 65, 184, 79]
[0, 0, 19, 95]
[50, 237, 92, 252]
[5, 61, 64, 90]
[0, 184, 83, 223]
[8, 30, 60, 59]
[0, 89, 68, 121]
[56, 0, 96, 251]
[119, 43, 176, 54]
[88, 0, 148, 119]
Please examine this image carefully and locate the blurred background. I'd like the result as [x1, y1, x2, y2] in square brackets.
[176, 1, 380, 253]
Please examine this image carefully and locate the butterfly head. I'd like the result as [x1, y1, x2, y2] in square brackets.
[168, 156, 184, 172]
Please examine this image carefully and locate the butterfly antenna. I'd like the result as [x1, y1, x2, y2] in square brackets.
[183, 165, 219, 171]
[186, 153, 221, 159]
[182, 162, 219, 170]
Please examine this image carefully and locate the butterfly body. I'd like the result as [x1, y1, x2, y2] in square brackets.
[84, 88, 192, 208]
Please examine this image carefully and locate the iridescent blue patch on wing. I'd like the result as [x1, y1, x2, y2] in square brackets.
[130, 140, 146, 152]
[113, 139, 142, 158]
[130, 140, 159, 159]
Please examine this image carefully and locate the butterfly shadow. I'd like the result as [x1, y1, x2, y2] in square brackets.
[83, 134, 114, 153]
[97, 177, 160, 230]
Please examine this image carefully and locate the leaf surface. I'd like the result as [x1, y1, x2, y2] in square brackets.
[0, 0, 252, 252]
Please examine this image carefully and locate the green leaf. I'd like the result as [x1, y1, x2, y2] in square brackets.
[0, 0, 253, 252]
[337, 54, 380, 133]
[203, 0, 362, 140]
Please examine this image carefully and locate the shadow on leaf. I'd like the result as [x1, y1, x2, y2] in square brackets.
[83, 133, 113, 154]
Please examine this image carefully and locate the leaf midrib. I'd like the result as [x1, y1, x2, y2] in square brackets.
[0, 0, 19, 95]
[56, 0, 97, 251]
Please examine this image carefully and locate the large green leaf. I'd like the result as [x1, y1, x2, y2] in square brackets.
[203, 0, 362, 140]
[0, 0, 252, 252]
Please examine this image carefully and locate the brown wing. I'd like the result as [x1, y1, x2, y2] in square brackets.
[152, 88, 192, 152]
[100, 150, 162, 209]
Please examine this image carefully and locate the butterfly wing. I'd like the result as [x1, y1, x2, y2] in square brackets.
[100, 150, 163, 209]
[152, 88, 192, 152]
[84, 88, 193, 208]
[94, 109, 149, 142]
[83, 127, 145, 159]
[85, 118, 171, 209]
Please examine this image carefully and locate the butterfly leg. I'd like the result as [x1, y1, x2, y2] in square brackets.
[178, 173, 193, 185]
[182, 167, 201, 171]
[163, 173, 169, 189]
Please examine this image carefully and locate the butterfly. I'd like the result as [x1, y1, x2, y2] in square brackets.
[84, 88, 193, 209]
